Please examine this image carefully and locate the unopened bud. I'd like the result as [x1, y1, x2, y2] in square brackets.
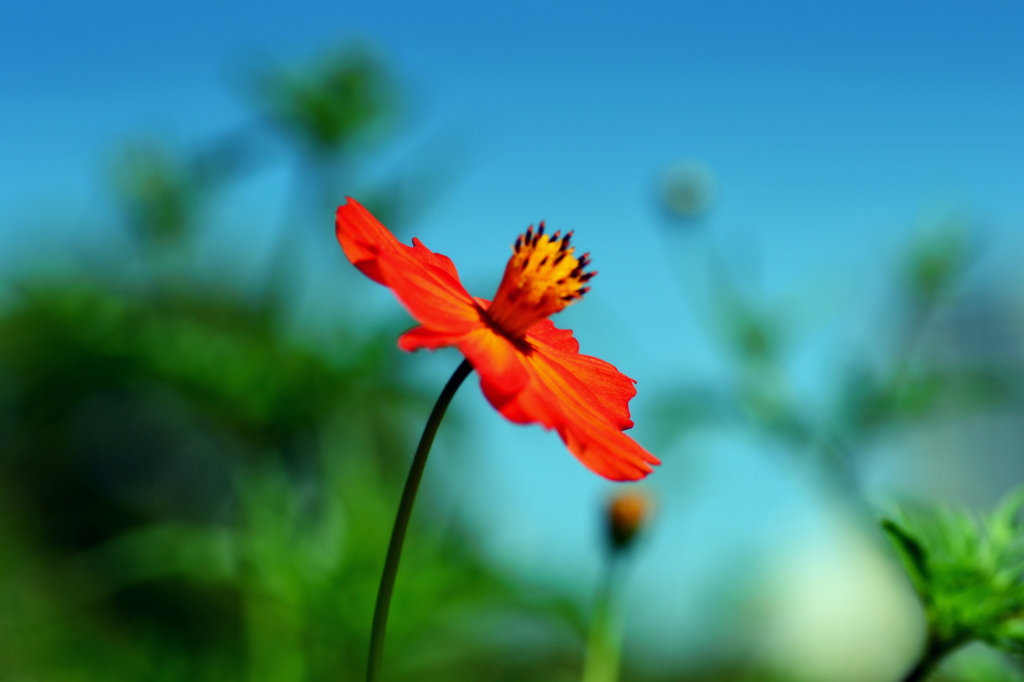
[659, 160, 716, 222]
[606, 489, 653, 551]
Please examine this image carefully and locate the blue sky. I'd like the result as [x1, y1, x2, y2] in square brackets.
[4, 0, 1024, 659]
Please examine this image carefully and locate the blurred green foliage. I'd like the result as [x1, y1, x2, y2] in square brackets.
[656, 212, 1021, 495]
[906, 221, 971, 306]
[253, 48, 396, 157]
[0, 46, 588, 682]
[4, 38, 1024, 682]
[654, 180, 1024, 680]
[110, 135, 254, 246]
[884, 489, 1024, 679]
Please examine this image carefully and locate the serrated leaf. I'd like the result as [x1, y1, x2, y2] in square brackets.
[882, 518, 931, 598]
[990, 487, 1024, 543]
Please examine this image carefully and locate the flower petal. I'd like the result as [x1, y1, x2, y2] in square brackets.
[480, 321, 659, 481]
[410, 237, 460, 280]
[336, 198, 481, 334]
[525, 322, 635, 429]
[397, 326, 468, 352]
[399, 325, 530, 396]
[457, 327, 530, 396]
[524, 318, 579, 353]
[562, 421, 659, 481]
[334, 197, 400, 284]
[374, 255, 481, 333]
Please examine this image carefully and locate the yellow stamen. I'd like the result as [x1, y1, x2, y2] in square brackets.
[486, 222, 595, 338]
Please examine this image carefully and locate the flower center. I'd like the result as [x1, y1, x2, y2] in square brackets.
[486, 223, 595, 338]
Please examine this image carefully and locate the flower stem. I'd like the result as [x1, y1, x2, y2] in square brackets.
[901, 659, 934, 682]
[365, 359, 473, 682]
[902, 650, 944, 682]
[582, 553, 622, 682]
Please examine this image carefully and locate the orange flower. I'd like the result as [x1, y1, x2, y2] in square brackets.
[335, 198, 659, 481]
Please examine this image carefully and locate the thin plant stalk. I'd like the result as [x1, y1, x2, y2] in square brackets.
[365, 359, 473, 682]
[901, 637, 962, 682]
[583, 553, 623, 682]
[902, 659, 935, 682]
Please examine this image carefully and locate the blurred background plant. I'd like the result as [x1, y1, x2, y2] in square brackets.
[651, 167, 1024, 679]
[883, 488, 1024, 680]
[0, 48, 588, 681]
[4, 11, 1024, 682]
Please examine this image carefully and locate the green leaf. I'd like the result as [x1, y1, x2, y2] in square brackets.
[882, 518, 931, 598]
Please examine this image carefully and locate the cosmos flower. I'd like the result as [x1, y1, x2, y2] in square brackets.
[335, 198, 658, 480]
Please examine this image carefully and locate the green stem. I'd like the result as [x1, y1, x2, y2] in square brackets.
[902, 651, 940, 682]
[365, 359, 473, 682]
[582, 552, 622, 682]
[901, 637, 959, 682]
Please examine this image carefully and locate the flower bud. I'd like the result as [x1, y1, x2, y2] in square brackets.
[659, 160, 715, 222]
[606, 489, 653, 551]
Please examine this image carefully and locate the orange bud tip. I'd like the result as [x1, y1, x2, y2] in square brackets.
[607, 489, 654, 551]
